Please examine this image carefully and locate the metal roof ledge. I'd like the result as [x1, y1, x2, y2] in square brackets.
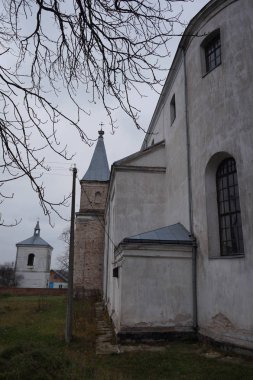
[114, 223, 194, 256]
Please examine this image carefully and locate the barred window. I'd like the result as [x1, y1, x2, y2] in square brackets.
[205, 33, 221, 73]
[216, 158, 244, 256]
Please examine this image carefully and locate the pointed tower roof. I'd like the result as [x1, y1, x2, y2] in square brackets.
[16, 222, 53, 248]
[82, 130, 110, 181]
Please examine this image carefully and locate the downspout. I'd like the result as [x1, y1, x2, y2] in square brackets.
[104, 194, 111, 303]
[14, 246, 18, 286]
[182, 46, 198, 331]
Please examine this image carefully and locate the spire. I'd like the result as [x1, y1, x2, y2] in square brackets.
[16, 221, 53, 248]
[34, 221, 40, 237]
[82, 130, 110, 181]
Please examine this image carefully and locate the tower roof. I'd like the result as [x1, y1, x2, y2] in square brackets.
[82, 130, 110, 181]
[16, 222, 53, 248]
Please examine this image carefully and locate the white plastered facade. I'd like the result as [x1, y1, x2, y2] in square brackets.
[15, 225, 52, 288]
[103, 0, 253, 350]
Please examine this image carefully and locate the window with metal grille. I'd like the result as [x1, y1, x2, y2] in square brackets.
[205, 33, 221, 73]
[216, 158, 244, 256]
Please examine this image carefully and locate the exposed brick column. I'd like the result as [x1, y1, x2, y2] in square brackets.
[74, 181, 109, 297]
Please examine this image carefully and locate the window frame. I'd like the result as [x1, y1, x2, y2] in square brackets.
[201, 29, 221, 76]
[205, 153, 245, 260]
[216, 158, 244, 256]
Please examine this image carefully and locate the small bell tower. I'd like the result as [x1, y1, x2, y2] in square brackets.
[74, 130, 110, 297]
[15, 221, 53, 288]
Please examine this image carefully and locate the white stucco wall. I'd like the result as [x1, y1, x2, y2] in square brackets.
[144, 55, 190, 231]
[104, 145, 168, 309]
[163, 60, 190, 230]
[117, 142, 166, 168]
[113, 170, 168, 244]
[136, 0, 253, 349]
[104, 0, 253, 349]
[185, 0, 253, 348]
[112, 245, 193, 333]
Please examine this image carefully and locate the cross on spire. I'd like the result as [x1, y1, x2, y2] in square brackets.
[34, 220, 40, 236]
[98, 122, 105, 137]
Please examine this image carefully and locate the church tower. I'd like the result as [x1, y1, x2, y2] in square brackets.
[74, 130, 110, 297]
[15, 222, 53, 288]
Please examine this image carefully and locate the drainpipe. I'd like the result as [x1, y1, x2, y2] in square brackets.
[14, 247, 18, 286]
[182, 46, 198, 331]
[104, 196, 110, 302]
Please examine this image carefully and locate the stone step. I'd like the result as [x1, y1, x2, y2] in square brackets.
[95, 301, 120, 355]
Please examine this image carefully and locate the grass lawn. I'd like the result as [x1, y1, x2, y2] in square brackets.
[0, 293, 252, 380]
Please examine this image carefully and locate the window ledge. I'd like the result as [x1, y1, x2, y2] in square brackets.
[170, 119, 176, 127]
[202, 62, 221, 78]
[209, 254, 245, 260]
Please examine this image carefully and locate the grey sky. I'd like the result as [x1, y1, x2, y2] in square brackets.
[0, 0, 209, 268]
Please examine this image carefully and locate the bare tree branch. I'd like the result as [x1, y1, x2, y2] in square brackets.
[56, 227, 70, 274]
[0, 0, 193, 223]
[0, 262, 23, 286]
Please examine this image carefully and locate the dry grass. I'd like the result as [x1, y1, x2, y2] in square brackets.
[0, 293, 253, 380]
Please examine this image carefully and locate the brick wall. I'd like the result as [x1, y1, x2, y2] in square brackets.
[74, 180, 108, 296]
[0, 287, 67, 296]
[79, 182, 108, 212]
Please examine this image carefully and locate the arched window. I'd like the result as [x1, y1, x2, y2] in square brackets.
[94, 191, 102, 204]
[27, 253, 35, 266]
[216, 158, 244, 255]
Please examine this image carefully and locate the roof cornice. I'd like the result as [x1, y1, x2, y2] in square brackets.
[113, 166, 166, 173]
[115, 140, 165, 166]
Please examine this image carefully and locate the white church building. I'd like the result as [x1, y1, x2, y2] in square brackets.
[74, 0, 253, 352]
[15, 222, 53, 288]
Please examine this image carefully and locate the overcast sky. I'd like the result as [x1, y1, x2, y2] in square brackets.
[0, 0, 209, 268]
